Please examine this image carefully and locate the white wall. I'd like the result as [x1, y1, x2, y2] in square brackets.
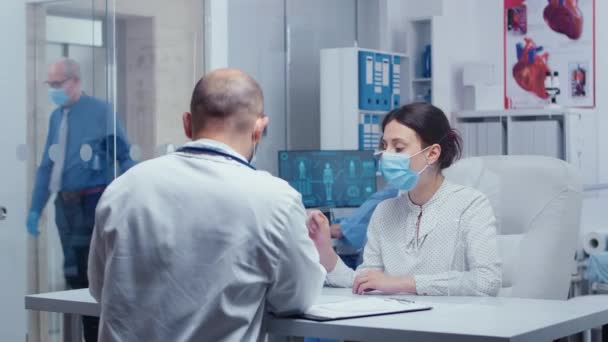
[594, 0, 608, 184]
[118, 0, 204, 149]
[0, 1, 27, 340]
[474, 0, 505, 107]
[204, 0, 228, 71]
[378, 0, 413, 53]
[120, 17, 157, 160]
[357, 0, 381, 50]
[441, 0, 488, 115]
[286, 0, 358, 150]
[402, 0, 443, 17]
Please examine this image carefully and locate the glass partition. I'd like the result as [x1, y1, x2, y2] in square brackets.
[22, 0, 204, 340]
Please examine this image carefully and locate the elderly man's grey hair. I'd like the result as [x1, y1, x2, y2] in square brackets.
[57, 57, 81, 80]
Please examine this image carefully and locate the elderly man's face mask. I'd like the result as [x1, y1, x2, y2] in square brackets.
[46, 76, 76, 107]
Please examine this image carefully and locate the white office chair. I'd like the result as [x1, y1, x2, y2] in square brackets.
[444, 155, 583, 300]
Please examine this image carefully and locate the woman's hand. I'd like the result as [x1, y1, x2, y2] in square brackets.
[352, 269, 416, 295]
[306, 210, 338, 272]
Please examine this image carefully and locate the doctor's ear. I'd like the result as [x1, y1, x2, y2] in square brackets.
[426, 144, 442, 166]
[183, 112, 193, 139]
[253, 115, 269, 141]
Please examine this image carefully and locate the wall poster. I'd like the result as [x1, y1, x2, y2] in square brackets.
[504, 0, 595, 109]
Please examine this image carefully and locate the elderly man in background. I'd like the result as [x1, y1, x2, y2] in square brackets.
[27, 57, 136, 341]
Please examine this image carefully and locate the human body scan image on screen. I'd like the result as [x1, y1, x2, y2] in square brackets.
[278, 150, 377, 208]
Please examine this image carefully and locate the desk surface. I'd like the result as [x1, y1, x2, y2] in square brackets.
[26, 288, 608, 342]
[26, 288, 99, 317]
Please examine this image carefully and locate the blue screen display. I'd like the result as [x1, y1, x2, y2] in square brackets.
[278, 150, 377, 208]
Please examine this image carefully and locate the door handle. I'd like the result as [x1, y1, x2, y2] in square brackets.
[0, 206, 6, 221]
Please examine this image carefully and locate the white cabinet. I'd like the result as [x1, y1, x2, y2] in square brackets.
[455, 109, 586, 181]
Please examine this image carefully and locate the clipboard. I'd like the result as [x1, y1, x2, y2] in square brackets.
[297, 297, 432, 322]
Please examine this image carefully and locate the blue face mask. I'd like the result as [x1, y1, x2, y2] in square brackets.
[379, 148, 430, 191]
[48, 88, 70, 107]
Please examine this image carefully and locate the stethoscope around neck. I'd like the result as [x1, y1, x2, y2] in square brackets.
[176, 146, 256, 170]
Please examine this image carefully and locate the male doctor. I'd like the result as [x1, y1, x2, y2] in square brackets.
[88, 68, 326, 341]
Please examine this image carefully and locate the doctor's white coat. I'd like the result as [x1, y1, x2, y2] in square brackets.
[88, 140, 326, 342]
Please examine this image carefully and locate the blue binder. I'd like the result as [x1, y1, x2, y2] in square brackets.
[358, 50, 376, 111]
[375, 53, 391, 111]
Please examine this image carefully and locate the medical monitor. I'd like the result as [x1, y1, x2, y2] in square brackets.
[278, 150, 377, 208]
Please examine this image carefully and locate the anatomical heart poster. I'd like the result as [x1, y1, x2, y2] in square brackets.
[504, 0, 595, 109]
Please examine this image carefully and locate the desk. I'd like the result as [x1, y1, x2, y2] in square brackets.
[26, 288, 608, 342]
[26, 289, 99, 342]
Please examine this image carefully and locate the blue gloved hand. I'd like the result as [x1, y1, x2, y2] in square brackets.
[26, 211, 40, 237]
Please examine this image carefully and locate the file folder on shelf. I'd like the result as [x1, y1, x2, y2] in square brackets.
[358, 50, 376, 111]
[375, 53, 392, 111]
[392, 55, 402, 109]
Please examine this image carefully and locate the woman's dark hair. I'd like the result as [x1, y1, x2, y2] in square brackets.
[381, 102, 463, 169]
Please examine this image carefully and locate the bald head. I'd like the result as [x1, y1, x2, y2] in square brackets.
[49, 57, 81, 81]
[190, 68, 264, 134]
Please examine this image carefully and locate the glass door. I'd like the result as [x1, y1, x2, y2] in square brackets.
[21, 1, 116, 340]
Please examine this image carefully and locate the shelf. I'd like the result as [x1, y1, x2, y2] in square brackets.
[455, 109, 578, 119]
[412, 78, 432, 83]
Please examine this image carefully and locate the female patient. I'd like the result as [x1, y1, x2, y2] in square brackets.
[308, 103, 502, 296]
